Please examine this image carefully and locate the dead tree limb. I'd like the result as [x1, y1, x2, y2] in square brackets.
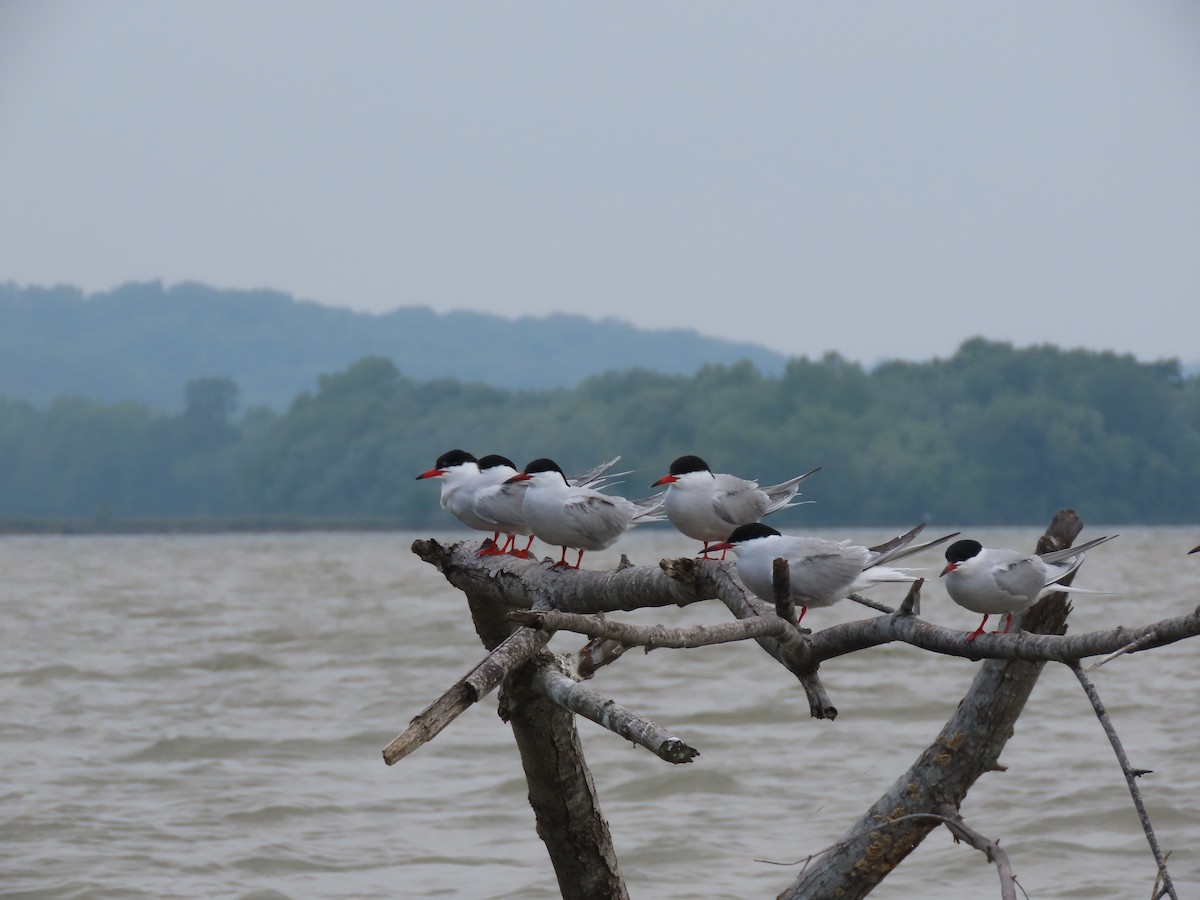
[508, 601, 1200, 668]
[528, 657, 700, 764]
[509, 607, 797, 648]
[382, 625, 552, 764]
[1070, 662, 1178, 900]
[501, 662, 629, 900]
[766, 810, 1019, 900]
[410, 538, 630, 898]
[778, 508, 1085, 899]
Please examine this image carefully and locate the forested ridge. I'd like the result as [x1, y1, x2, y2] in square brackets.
[0, 281, 787, 410]
[2, 337, 1197, 528]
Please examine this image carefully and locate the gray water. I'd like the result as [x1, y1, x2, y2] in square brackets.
[2, 527, 1197, 899]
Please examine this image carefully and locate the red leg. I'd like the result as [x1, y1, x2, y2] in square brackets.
[1002, 612, 1013, 634]
[796, 606, 809, 625]
[550, 546, 571, 570]
[510, 536, 534, 558]
[573, 549, 584, 569]
[477, 533, 504, 556]
[966, 615, 989, 642]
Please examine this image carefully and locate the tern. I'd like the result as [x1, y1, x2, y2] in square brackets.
[416, 450, 622, 556]
[939, 535, 1117, 641]
[652, 455, 821, 556]
[471, 454, 535, 556]
[703, 522, 959, 623]
[506, 457, 665, 569]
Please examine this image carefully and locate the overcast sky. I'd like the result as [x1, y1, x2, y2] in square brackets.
[2, 2, 1198, 364]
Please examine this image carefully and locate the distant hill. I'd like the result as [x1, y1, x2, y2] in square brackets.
[0, 281, 789, 411]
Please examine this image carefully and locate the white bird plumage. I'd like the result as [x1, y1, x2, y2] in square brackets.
[652, 455, 821, 554]
[939, 534, 1118, 640]
[704, 522, 959, 623]
[507, 457, 664, 569]
[417, 449, 622, 556]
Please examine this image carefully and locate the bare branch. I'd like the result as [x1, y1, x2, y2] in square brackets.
[1069, 663, 1178, 900]
[772, 556, 797, 625]
[528, 660, 700, 764]
[848, 592, 894, 614]
[413, 537, 709, 614]
[808, 605, 1200, 666]
[381, 625, 551, 764]
[509, 607, 796, 648]
[575, 636, 630, 679]
[1084, 630, 1162, 672]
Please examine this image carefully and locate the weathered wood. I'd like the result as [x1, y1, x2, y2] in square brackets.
[503, 664, 630, 900]
[509, 607, 796, 648]
[382, 626, 551, 764]
[511, 596, 1200, 666]
[413, 537, 630, 897]
[529, 658, 699, 764]
[778, 509, 1084, 899]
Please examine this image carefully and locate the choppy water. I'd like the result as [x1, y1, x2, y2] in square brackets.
[2, 526, 1197, 898]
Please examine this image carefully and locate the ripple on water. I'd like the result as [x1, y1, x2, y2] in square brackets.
[2, 529, 1198, 899]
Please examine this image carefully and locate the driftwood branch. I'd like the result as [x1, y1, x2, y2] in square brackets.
[381, 625, 551, 764]
[1070, 663, 1178, 900]
[763, 810, 1018, 900]
[509, 607, 797, 649]
[528, 658, 699, 764]
[409, 537, 629, 898]
[779, 508, 1086, 899]
[508, 600, 1200, 668]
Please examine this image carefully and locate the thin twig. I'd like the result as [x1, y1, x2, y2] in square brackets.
[847, 592, 894, 614]
[1084, 630, 1161, 672]
[1069, 663, 1177, 900]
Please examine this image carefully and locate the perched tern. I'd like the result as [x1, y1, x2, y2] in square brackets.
[506, 457, 665, 569]
[939, 535, 1117, 641]
[417, 449, 621, 556]
[652, 455, 822, 556]
[471, 455, 534, 556]
[703, 522, 959, 623]
[416, 449, 512, 554]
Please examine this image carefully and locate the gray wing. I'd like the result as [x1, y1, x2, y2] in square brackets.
[788, 542, 869, 601]
[710, 473, 769, 526]
[473, 482, 527, 530]
[561, 493, 629, 545]
[990, 555, 1048, 602]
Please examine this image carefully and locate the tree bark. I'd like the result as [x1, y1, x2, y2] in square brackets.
[503, 662, 629, 900]
[412, 538, 629, 898]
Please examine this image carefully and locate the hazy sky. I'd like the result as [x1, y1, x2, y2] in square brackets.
[2, 2, 1199, 364]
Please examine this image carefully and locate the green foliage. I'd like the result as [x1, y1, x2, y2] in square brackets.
[2, 339, 1198, 525]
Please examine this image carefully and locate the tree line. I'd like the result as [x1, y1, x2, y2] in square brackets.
[2, 337, 1197, 526]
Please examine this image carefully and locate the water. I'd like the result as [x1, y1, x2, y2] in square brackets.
[1, 526, 1197, 898]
